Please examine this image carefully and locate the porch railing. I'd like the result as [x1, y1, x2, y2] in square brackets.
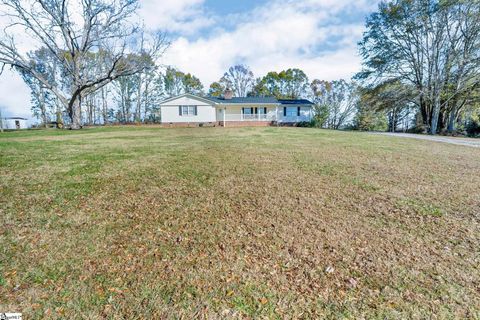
[224, 113, 276, 121]
[222, 113, 311, 122]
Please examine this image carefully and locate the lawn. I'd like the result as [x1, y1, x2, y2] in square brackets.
[1, 126, 479, 319]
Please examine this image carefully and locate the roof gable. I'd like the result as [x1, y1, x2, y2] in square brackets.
[160, 93, 217, 106]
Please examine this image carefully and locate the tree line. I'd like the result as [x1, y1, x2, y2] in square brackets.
[0, 0, 479, 135]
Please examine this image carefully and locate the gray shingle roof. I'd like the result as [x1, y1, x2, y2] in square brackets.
[205, 96, 279, 104]
[205, 96, 313, 105]
[278, 99, 313, 105]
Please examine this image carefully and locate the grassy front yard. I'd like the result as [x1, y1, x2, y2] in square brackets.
[1, 127, 479, 319]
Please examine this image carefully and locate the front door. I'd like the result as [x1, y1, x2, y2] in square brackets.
[15, 120, 20, 129]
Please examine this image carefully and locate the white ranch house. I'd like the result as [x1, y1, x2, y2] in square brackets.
[158, 91, 314, 127]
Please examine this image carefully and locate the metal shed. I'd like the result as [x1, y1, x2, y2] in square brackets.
[1, 117, 28, 130]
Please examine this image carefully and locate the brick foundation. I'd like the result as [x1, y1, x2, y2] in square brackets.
[156, 121, 306, 128]
[159, 122, 218, 128]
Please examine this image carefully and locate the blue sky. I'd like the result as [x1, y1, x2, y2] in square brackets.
[205, 0, 267, 15]
[0, 0, 380, 118]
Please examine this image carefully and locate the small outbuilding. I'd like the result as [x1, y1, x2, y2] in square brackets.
[1, 117, 29, 130]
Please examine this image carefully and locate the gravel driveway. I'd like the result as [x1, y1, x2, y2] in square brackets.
[373, 132, 480, 148]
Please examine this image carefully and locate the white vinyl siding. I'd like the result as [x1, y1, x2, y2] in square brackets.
[159, 95, 216, 123]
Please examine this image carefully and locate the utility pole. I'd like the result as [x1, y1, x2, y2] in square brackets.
[0, 107, 4, 133]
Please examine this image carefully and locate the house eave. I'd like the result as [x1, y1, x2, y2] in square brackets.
[159, 93, 218, 106]
[215, 103, 281, 106]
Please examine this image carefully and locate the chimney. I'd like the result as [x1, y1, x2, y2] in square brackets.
[224, 88, 234, 100]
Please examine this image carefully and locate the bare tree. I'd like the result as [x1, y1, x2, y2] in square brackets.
[132, 31, 168, 122]
[0, 0, 168, 129]
[311, 79, 358, 129]
[358, 0, 480, 134]
[220, 65, 255, 97]
[251, 68, 309, 99]
[164, 67, 186, 97]
[113, 71, 138, 123]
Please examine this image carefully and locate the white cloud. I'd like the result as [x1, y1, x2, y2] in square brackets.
[160, 0, 377, 86]
[138, 0, 214, 34]
[0, 69, 31, 117]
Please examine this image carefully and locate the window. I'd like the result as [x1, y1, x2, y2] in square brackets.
[242, 108, 253, 115]
[179, 106, 197, 116]
[285, 107, 297, 117]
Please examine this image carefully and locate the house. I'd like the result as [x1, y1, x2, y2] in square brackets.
[1, 117, 28, 130]
[158, 89, 314, 127]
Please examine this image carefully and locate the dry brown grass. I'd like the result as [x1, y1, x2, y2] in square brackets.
[1, 127, 479, 319]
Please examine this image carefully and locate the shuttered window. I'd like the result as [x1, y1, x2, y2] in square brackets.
[242, 108, 253, 115]
[179, 106, 197, 116]
[257, 107, 267, 114]
[285, 107, 297, 117]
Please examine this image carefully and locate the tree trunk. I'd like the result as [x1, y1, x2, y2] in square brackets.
[93, 97, 97, 125]
[39, 87, 48, 128]
[121, 95, 126, 123]
[447, 108, 456, 133]
[101, 87, 108, 125]
[70, 97, 82, 130]
[143, 81, 150, 120]
[135, 74, 142, 123]
[419, 95, 429, 128]
[438, 109, 445, 133]
[89, 97, 94, 125]
[430, 95, 441, 135]
[87, 97, 93, 126]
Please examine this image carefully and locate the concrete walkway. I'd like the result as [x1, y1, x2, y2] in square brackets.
[373, 132, 480, 148]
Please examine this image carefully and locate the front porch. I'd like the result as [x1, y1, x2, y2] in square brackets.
[216, 106, 312, 125]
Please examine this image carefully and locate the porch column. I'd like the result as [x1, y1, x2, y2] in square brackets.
[223, 107, 226, 127]
[275, 105, 279, 126]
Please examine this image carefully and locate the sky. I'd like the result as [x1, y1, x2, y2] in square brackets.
[0, 0, 380, 118]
